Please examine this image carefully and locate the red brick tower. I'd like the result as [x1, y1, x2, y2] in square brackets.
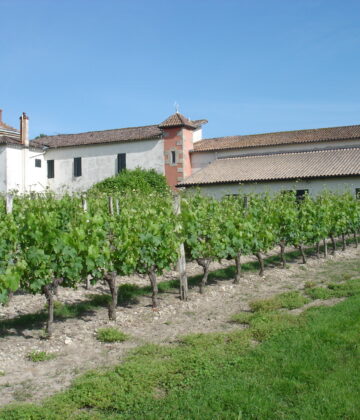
[159, 113, 206, 189]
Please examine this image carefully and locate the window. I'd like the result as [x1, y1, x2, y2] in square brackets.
[171, 150, 176, 165]
[47, 160, 54, 179]
[117, 153, 126, 173]
[356, 188, 360, 200]
[296, 189, 309, 201]
[74, 157, 82, 177]
[35, 159, 41, 168]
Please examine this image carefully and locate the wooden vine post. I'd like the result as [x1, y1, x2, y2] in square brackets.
[4, 194, 14, 305]
[6, 193, 13, 214]
[82, 195, 92, 290]
[106, 195, 118, 321]
[173, 194, 188, 301]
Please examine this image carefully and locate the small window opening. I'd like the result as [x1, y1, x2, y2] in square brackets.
[117, 153, 126, 173]
[356, 188, 360, 200]
[171, 150, 176, 165]
[296, 189, 309, 201]
[47, 160, 54, 179]
[35, 159, 41, 168]
[74, 157, 82, 177]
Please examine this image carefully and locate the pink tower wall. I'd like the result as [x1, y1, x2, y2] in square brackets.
[163, 127, 194, 190]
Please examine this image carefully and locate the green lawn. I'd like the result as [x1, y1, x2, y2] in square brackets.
[2, 274, 360, 420]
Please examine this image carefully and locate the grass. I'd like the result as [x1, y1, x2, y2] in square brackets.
[26, 351, 56, 363]
[2, 274, 360, 419]
[96, 327, 128, 343]
[305, 278, 360, 300]
[249, 291, 311, 312]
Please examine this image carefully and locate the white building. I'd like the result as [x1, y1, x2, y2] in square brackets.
[179, 124, 360, 198]
[0, 111, 206, 193]
[1, 109, 360, 197]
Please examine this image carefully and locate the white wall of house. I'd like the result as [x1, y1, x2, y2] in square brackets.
[3, 145, 47, 193]
[194, 177, 360, 199]
[192, 128, 203, 143]
[27, 149, 47, 192]
[45, 138, 164, 192]
[6, 146, 24, 192]
[0, 146, 6, 193]
[191, 138, 360, 174]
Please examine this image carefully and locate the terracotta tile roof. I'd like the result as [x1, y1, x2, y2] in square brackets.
[178, 147, 360, 186]
[193, 124, 360, 152]
[0, 135, 21, 146]
[159, 113, 207, 129]
[0, 121, 19, 133]
[32, 124, 163, 149]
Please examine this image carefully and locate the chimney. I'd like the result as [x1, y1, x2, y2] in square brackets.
[0, 109, 3, 123]
[20, 112, 29, 147]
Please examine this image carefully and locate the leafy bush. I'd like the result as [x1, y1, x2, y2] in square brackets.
[27, 351, 56, 362]
[96, 327, 128, 343]
[88, 168, 170, 195]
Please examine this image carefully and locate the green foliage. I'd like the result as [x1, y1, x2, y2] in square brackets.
[111, 192, 181, 276]
[181, 192, 229, 262]
[96, 327, 128, 343]
[0, 197, 25, 303]
[88, 168, 170, 195]
[26, 351, 56, 362]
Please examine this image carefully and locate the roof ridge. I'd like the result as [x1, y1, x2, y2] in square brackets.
[218, 146, 360, 161]
[199, 123, 360, 143]
[31, 124, 160, 140]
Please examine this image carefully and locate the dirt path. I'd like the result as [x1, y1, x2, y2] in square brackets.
[0, 245, 359, 406]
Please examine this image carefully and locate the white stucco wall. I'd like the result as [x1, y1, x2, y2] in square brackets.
[45, 139, 164, 192]
[0, 146, 6, 193]
[6, 146, 24, 192]
[27, 149, 47, 192]
[192, 128, 203, 143]
[191, 138, 360, 174]
[2, 145, 47, 193]
[193, 177, 360, 199]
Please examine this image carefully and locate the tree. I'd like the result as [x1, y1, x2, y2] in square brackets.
[88, 168, 170, 196]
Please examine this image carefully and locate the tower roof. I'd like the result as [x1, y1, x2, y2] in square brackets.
[159, 112, 206, 129]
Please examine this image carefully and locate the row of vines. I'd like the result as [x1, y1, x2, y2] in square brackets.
[1, 190, 359, 337]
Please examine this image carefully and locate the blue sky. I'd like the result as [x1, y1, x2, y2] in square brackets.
[1, 0, 360, 139]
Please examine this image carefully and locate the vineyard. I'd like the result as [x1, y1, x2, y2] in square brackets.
[1, 189, 359, 340]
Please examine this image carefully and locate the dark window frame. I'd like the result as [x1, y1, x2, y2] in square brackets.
[117, 153, 126, 173]
[47, 160, 54, 179]
[35, 159, 41, 168]
[295, 189, 309, 202]
[74, 157, 82, 177]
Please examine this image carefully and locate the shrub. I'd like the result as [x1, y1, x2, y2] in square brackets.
[96, 327, 128, 343]
[88, 168, 170, 195]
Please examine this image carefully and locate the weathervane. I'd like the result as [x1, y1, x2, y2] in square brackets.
[174, 101, 180, 113]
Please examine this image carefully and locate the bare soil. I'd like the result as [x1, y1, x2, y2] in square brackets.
[0, 245, 359, 406]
